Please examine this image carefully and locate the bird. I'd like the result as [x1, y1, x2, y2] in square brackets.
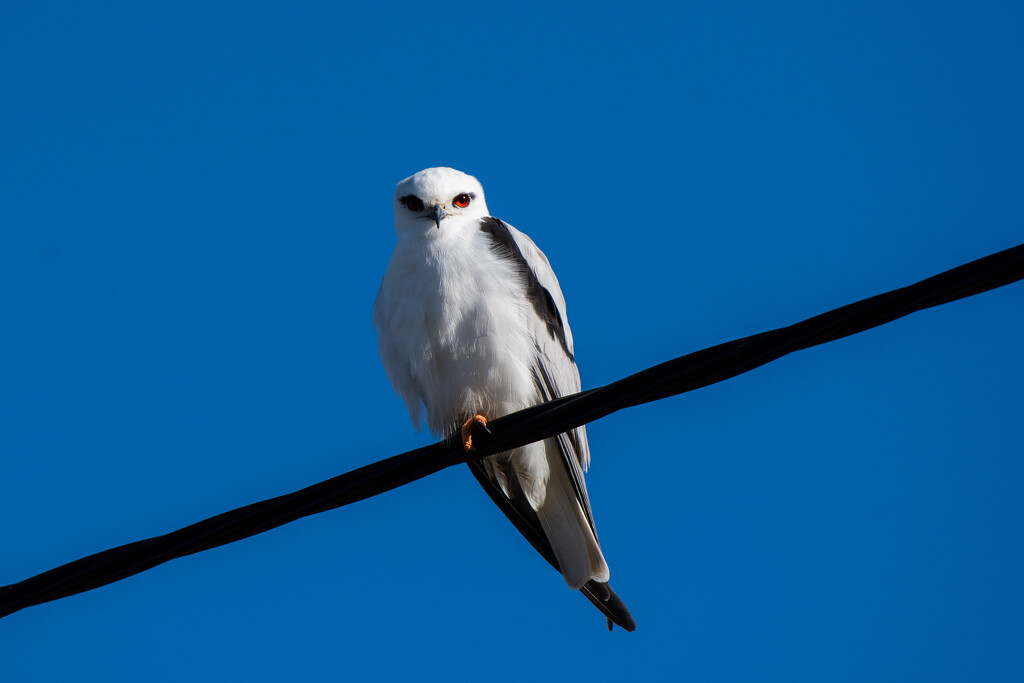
[373, 167, 635, 631]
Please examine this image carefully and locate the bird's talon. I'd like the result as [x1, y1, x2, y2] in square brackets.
[461, 414, 489, 452]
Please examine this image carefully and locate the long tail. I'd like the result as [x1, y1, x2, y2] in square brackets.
[466, 457, 636, 631]
[533, 443, 609, 589]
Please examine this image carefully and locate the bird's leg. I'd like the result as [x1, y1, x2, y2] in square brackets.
[461, 414, 490, 452]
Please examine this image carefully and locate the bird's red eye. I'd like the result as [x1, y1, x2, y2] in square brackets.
[401, 195, 424, 211]
[453, 193, 471, 209]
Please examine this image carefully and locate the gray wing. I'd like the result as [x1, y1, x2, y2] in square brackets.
[471, 217, 633, 631]
[475, 217, 597, 535]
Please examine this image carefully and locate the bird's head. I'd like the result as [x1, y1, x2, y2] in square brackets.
[393, 167, 489, 237]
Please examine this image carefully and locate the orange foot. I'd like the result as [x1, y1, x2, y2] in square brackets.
[461, 414, 490, 452]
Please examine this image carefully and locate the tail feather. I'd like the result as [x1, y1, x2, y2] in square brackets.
[534, 443, 609, 589]
[466, 453, 636, 632]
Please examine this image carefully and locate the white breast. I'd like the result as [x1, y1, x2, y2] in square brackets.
[374, 224, 540, 436]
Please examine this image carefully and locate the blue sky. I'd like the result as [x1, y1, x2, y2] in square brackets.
[2, 1, 1022, 680]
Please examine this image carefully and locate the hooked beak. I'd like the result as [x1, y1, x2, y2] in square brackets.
[431, 203, 448, 229]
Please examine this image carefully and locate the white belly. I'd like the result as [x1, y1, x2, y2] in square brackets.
[375, 229, 539, 437]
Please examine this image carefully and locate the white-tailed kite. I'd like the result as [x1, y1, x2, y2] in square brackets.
[373, 167, 635, 631]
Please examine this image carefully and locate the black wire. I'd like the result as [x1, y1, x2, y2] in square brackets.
[2, 243, 1022, 619]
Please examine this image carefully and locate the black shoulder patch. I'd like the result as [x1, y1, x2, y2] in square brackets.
[478, 217, 574, 362]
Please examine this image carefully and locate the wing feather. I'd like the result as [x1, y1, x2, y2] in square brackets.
[499, 220, 596, 524]
[472, 216, 634, 631]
